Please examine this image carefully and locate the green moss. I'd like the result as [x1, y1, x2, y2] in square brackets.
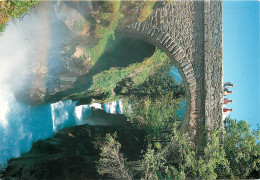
[131, 48, 168, 86]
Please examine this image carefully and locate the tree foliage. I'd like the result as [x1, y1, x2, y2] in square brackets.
[141, 144, 166, 180]
[96, 133, 133, 180]
[97, 119, 259, 179]
[224, 117, 260, 178]
[121, 63, 185, 141]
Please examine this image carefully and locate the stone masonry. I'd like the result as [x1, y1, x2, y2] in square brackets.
[117, 0, 223, 141]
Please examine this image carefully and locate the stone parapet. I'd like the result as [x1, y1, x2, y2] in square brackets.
[204, 0, 223, 129]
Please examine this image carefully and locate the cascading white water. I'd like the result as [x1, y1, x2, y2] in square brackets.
[0, 96, 124, 166]
[0, 4, 125, 165]
[103, 100, 124, 114]
[0, 3, 51, 166]
[0, 93, 53, 165]
[51, 100, 77, 132]
[74, 105, 92, 125]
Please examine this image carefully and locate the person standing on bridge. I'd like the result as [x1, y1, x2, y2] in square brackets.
[223, 89, 233, 96]
[224, 98, 233, 104]
[223, 107, 233, 120]
[223, 107, 233, 113]
[223, 82, 234, 89]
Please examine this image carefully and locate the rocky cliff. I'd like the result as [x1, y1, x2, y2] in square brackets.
[2, 124, 146, 179]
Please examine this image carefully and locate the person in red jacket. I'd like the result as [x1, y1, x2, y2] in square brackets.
[223, 107, 233, 120]
[223, 108, 233, 112]
[224, 98, 233, 104]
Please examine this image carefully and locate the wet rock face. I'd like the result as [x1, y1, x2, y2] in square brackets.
[53, 1, 91, 36]
[3, 125, 146, 179]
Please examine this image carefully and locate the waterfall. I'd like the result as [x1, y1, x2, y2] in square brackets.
[0, 3, 77, 166]
[74, 105, 92, 125]
[0, 98, 124, 166]
[51, 100, 77, 132]
[0, 92, 53, 166]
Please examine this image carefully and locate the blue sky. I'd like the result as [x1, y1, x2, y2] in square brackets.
[223, 0, 260, 129]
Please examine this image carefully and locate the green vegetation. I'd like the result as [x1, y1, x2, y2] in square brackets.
[86, 1, 124, 65]
[91, 49, 169, 101]
[121, 65, 185, 140]
[0, 0, 38, 33]
[224, 117, 260, 178]
[97, 119, 259, 179]
[124, 93, 183, 141]
[113, 59, 185, 139]
[97, 133, 133, 180]
[69, 48, 170, 103]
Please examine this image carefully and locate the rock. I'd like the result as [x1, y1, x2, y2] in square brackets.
[72, 47, 85, 58]
[53, 2, 91, 36]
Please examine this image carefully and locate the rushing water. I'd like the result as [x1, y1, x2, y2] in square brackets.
[0, 98, 124, 166]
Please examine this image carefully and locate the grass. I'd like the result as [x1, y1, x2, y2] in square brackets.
[90, 48, 169, 102]
[87, 37, 109, 65]
[0, 0, 39, 33]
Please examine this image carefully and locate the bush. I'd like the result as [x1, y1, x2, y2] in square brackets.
[224, 117, 260, 178]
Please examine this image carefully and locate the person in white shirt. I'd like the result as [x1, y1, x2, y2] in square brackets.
[223, 82, 234, 89]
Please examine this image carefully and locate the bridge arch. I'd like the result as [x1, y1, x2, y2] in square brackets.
[116, 26, 198, 133]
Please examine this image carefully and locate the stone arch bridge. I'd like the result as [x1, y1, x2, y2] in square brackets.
[117, 0, 223, 140]
[20, 0, 223, 143]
